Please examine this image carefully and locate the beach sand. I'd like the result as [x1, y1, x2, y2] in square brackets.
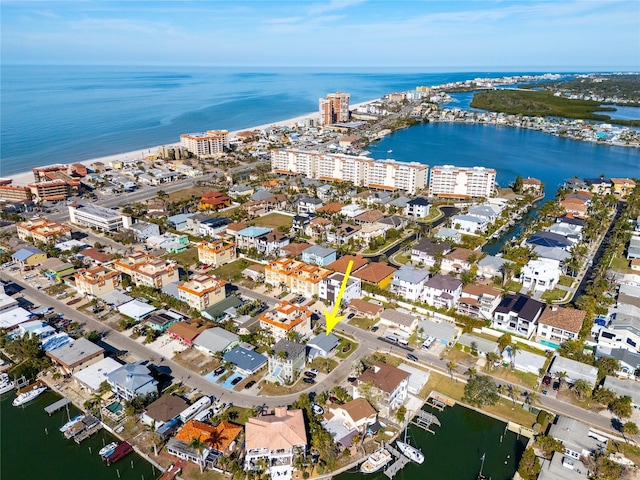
[6, 100, 377, 188]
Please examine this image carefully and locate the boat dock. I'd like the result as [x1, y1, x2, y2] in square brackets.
[44, 397, 71, 415]
[426, 391, 456, 411]
[74, 422, 102, 444]
[411, 410, 441, 434]
[157, 460, 186, 480]
[383, 444, 410, 479]
[16, 380, 46, 395]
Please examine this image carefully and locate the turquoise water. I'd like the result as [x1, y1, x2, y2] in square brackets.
[336, 404, 526, 480]
[0, 390, 157, 480]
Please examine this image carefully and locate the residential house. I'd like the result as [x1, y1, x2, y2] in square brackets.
[193, 327, 240, 356]
[145, 310, 183, 332]
[199, 191, 230, 210]
[319, 271, 362, 306]
[78, 247, 115, 266]
[72, 357, 122, 394]
[268, 340, 306, 383]
[201, 296, 243, 322]
[476, 255, 510, 279]
[177, 275, 226, 311]
[113, 252, 179, 289]
[256, 232, 290, 257]
[354, 362, 410, 417]
[296, 196, 323, 215]
[611, 178, 636, 198]
[197, 239, 236, 267]
[405, 197, 431, 219]
[228, 184, 254, 198]
[327, 255, 370, 275]
[244, 408, 308, 480]
[315, 202, 344, 215]
[602, 376, 640, 408]
[356, 223, 390, 244]
[281, 242, 312, 259]
[141, 394, 189, 430]
[74, 266, 121, 298]
[595, 348, 640, 377]
[537, 306, 586, 344]
[46, 337, 105, 375]
[146, 233, 189, 253]
[117, 299, 157, 322]
[291, 215, 312, 237]
[410, 239, 451, 267]
[451, 214, 488, 234]
[492, 293, 545, 338]
[390, 265, 430, 302]
[533, 245, 572, 263]
[106, 361, 158, 401]
[322, 398, 377, 448]
[11, 247, 46, 267]
[584, 177, 611, 195]
[521, 177, 543, 194]
[305, 217, 332, 240]
[457, 333, 499, 356]
[306, 333, 339, 360]
[538, 452, 588, 480]
[421, 274, 463, 309]
[352, 262, 396, 289]
[259, 301, 312, 341]
[198, 217, 232, 237]
[354, 210, 385, 226]
[235, 226, 273, 250]
[167, 213, 195, 232]
[418, 319, 458, 347]
[347, 299, 384, 319]
[167, 321, 207, 346]
[521, 258, 562, 292]
[265, 258, 332, 297]
[223, 347, 267, 375]
[379, 309, 419, 335]
[241, 194, 287, 217]
[169, 420, 242, 468]
[434, 228, 462, 243]
[560, 198, 589, 218]
[128, 221, 160, 241]
[597, 303, 640, 353]
[548, 356, 598, 385]
[376, 215, 408, 230]
[549, 416, 608, 460]
[16, 217, 71, 243]
[441, 248, 475, 274]
[457, 284, 502, 320]
[526, 231, 575, 251]
[326, 223, 361, 245]
[301, 245, 337, 267]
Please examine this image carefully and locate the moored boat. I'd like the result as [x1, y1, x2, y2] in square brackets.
[12, 385, 47, 406]
[360, 447, 392, 474]
[59, 414, 84, 432]
[99, 441, 120, 457]
[0, 373, 15, 394]
[396, 440, 425, 464]
[103, 442, 133, 464]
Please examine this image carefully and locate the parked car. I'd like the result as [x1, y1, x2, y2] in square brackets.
[303, 377, 315, 384]
[231, 376, 242, 386]
[371, 326, 379, 332]
[304, 371, 317, 379]
[308, 369, 319, 375]
[406, 353, 419, 362]
[214, 366, 225, 376]
[245, 380, 256, 389]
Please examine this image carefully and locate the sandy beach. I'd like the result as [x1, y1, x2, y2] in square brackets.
[6, 99, 378, 188]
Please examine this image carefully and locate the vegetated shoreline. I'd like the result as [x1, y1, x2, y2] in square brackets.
[470, 89, 640, 127]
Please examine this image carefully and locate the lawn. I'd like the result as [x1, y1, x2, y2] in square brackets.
[610, 256, 633, 273]
[504, 280, 523, 293]
[348, 316, 378, 330]
[43, 283, 69, 295]
[211, 258, 260, 282]
[557, 275, 574, 287]
[308, 357, 338, 374]
[335, 336, 358, 359]
[541, 288, 568, 303]
[166, 186, 212, 202]
[415, 206, 444, 223]
[251, 213, 293, 229]
[166, 247, 199, 268]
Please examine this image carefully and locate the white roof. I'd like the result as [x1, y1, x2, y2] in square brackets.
[0, 307, 32, 329]
[73, 357, 122, 391]
[118, 299, 156, 320]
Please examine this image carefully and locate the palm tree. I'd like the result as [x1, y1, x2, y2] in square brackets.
[446, 361, 457, 380]
[188, 436, 209, 473]
[486, 351, 500, 372]
[465, 367, 477, 378]
[556, 371, 568, 390]
[509, 343, 519, 368]
[572, 379, 593, 401]
[511, 385, 521, 406]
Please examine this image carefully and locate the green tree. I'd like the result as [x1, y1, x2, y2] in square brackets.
[610, 395, 633, 419]
[462, 375, 499, 407]
[572, 379, 593, 401]
[497, 334, 512, 353]
[513, 176, 524, 194]
[395, 406, 407, 424]
[446, 360, 457, 380]
[535, 435, 564, 458]
[485, 351, 501, 372]
[187, 436, 209, 473]
[622, 421, 639, 441]
[593, 387, 617, 406]
[517, 448, 540, 480]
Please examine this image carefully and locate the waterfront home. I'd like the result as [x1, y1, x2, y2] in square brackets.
[353, 362, 409, 418]
[441, 248, 475, 274]
[301, 244, 337, 267]
[559, 198, 589, 218]
[584, 177, 612, 195]
[193, 327, 240, 356]
[526, 231, 575, 251]
[521, 258, 561, 292]
[347, 299, 384, 319]
[549, 416, 608, 460]
[537, 305, 586, 344]
[521, 177, 543, 194]
[450, 214, 488, 234]
[267, 340, 306, 383]
[352, 262, 396, 289]
[169, 420, 242, 469]
[223, 347, 267, 376]
[611, 178, 636, 198]
[421, 274, 463, 309]
[72, 357, 122, 393]
[107, 361, 158, 401]
[548, 356, 598, 385]
[306, 333, 339, 360]
[405, 197, 431, 219]
[457, 284, 502, 320]
[491, 293, 544, 338]
[141, 394, 189, 430]
[244, 407, 308, 480]
[11, 247, 46, 267]
[319, 272, 361, 306]
[390, 265, 430, 302]
[538, 451, 588, 480]
[46, 337, 105, 375]
[411, 238, 451, 268]
[322, 398, 377, 448]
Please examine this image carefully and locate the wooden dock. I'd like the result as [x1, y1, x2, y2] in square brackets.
[44, 397, 71, 415]
[74, 423, 102, 444]
[411, 410, 441, 434]
[383, 444, 410, 479]
[427, 391, 456, 411]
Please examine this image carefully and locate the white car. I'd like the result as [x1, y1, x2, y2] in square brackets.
[309, 369, 319, 376]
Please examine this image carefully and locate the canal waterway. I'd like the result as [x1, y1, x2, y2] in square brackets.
[1, 390, 157, 480]
[336, 404, 526, 480]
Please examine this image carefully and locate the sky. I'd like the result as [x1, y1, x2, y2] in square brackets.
[2, 0, 639, 69]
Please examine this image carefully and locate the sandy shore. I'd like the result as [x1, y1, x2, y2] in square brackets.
[6, 100, 378, 188]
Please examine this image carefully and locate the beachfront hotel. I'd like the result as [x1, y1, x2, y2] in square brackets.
[180, 130, 229, 157]
[428, 165, 497, 199]
[319, 92, 350, 126]
[270, 149, 428, 194]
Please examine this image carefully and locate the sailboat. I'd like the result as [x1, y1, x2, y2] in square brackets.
[477, 453, 487, 480]
[396, 424, 424, 464]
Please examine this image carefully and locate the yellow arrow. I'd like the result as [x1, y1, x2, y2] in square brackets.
[324, 260, 354, 335]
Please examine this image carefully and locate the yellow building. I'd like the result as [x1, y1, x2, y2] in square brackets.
[197, 239, 236, 267]
[74, 266, 121, 297]
[16, 217, 71, 244]
[177, 274, 226, 311]
[113, 252, 179, 289]
[611, 178, 636, 198]
[264, 258, 332, 297]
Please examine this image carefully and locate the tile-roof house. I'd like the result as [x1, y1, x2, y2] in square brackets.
[352, 262, 397, 289]
[441, 248, 475, 274]
[537, 305, 586, 344]
[327, 255, 369, 274]
[457, 283, 503, 320]
[492, 293, 544, 339]
[421, 274, 463, 309]
[141, 394, 189, 429]
[391, 265, 430, 302]
[322, 398, 377, 448]
[354, 210, 385, 226]
[410, 239, 451, 267]
[167, 420, 243, 467]
[107, 361, 158, 401]
[268, 340, 306, 383]
[167, 321, 207, 345]
[354, 362, 410, 417]
[244, 408, 308, 480]
[347, 299, 384, 319]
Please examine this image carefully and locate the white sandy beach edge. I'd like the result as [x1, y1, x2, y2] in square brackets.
[7, 100, 378, 187]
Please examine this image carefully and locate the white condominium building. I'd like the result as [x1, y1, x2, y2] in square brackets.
[270, 149, 428, 194]
[428, 165, 496, 199]
[68, 203, 133, 232]
[180, 130, 229, 156]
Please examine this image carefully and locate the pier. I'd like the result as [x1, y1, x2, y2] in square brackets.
[74, 423, 102, 443]
[426, 391, 456, 411]
[383, 444, 410, 479]
[44, 397, 71, 415]
[411, 410, 441, 434]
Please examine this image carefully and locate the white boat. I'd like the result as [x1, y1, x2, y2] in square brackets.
[0, 373, 15, 394]
[12, 385, 47, 407]
[98, 441, 119, 457]
[360, 447, 392, 474]
[387, 149, 393, 153]
[59, 414, 84, 433]
[396, 424, 424, 464]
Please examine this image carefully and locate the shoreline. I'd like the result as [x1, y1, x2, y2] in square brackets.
[5, 100, 378, 188]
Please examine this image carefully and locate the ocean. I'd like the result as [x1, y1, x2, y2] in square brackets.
[2, 65, 562, 176]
